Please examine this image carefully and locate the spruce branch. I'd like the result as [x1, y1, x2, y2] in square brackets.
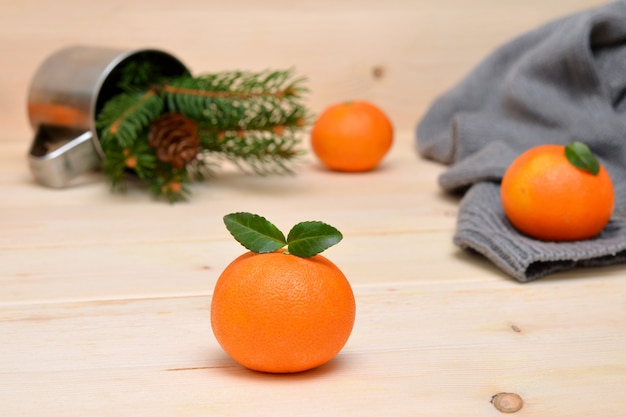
[95, 63, 310, 202]
[96, 89, 164, 148]
[148, 166, 191, 203]
[161, 70, 306, 130]
[115, 52, 191, 93]
[199, 128, 303, 175]
[101, 136, 156, 192]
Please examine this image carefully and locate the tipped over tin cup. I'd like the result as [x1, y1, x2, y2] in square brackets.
[27, 45, 188, 187]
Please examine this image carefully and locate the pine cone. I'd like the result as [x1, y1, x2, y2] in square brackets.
[148, 113, 200, 169]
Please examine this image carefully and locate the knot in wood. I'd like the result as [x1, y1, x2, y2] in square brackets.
[372, 65, 385, 79]
[491, 392, 523, 413]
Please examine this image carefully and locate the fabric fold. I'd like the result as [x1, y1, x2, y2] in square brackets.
[455, 183, 626, 281]
[416, 1, 626, 281]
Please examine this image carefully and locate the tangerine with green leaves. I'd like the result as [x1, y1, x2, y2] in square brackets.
[501, 142, 614, 241]
[311, 100, 393, 172]
[210, 213, 355, 373]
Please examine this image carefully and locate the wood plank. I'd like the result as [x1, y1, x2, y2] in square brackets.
[0, 133, 455, 246]
[0, 230, 488, 305]
[0, 0, 604, 141]
[1, 278, 625, 416]
[1, 2, 622, 416]
[0, 132, 470, 305]
[0, 131, 448, 210]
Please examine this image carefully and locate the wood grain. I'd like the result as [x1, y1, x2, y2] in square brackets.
[2, 278, 625, 416]
[1, 1, 624, 416]
[0, 0, 604, 139]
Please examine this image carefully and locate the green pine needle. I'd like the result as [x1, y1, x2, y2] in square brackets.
[97, 90, 164, 148]
[95, 64, 310, 203]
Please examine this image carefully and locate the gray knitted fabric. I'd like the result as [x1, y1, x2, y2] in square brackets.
[416, 1, 626, 281]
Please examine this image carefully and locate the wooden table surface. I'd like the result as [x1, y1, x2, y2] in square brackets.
[2, 1, 625, 416]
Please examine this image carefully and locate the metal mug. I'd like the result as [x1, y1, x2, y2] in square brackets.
[27, 45, 188, 188]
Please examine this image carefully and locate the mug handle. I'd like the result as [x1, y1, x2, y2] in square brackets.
[28, 125, 101, 188]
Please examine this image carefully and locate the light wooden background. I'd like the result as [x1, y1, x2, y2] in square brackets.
[3, 1, 624, 417]
[0, 0, 606, 140]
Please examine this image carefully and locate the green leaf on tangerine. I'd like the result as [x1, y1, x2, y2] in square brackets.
[565, 141, 600, 175]
[223, 212, 286, 253]
[286, 221, 343, 258]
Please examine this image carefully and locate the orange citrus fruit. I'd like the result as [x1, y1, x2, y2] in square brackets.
[500, 143, 614, 241]
[311, 100, 393, 172]
[210, 250, 356, 373]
